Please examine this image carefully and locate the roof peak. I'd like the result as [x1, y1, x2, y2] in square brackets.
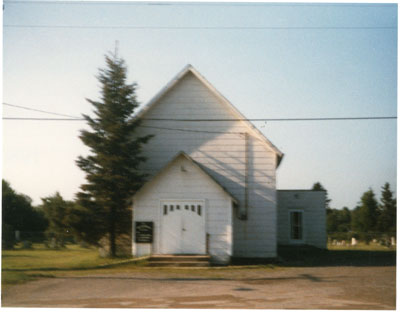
[135, 65, 284, 166]
[133, 150, 239, 203]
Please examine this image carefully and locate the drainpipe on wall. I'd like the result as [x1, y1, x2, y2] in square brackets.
[238, 132, 249, 220]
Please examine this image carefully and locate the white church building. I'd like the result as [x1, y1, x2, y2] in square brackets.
[131, 65, 326, 264]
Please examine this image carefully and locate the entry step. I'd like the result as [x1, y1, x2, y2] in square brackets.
[148, 255, 210, 267]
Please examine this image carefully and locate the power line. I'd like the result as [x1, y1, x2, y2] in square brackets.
[3, 116, 396, 135]
[3, 1, 396, 7]
[2, 102, 81, 118]
[140, 116, 398, 122]
[4, 24, 396, 30]
[4, 102, 396, 122]
[3, 117, 84, 120]
[0, 117, 245, 134]
[3, 116, 397, 121]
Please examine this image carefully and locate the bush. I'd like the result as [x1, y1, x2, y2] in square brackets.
[2, 224, 15, 249]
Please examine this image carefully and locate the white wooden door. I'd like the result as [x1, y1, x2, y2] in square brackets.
[161, 201, 206, 254]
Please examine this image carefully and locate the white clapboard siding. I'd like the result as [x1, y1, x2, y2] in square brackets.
[277, 190, 327, 249]
[133, 69, 280, 258]
[132, 153, 234, 263]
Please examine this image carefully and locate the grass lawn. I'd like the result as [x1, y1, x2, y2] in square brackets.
[2, 244, 277, 287]
[2, 242, 396, 287]
[2, 244, 143, 287]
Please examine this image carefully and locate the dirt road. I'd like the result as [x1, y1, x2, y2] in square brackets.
[2, 266, 395, 309]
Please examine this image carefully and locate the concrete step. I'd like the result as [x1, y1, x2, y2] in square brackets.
[148, 261, 210, 267]
[148, 255, 210, 267]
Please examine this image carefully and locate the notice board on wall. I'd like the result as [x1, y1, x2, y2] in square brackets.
[135, 221, 153, 243]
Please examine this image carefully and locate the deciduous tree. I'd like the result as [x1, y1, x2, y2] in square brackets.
[40, 192, 73, 248]
[2, 180, 48, 248]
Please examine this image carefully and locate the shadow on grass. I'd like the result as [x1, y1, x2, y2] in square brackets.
[276, 245, 396, 267]
[231, 245, 396, 267]
[3, 258, 149, 272]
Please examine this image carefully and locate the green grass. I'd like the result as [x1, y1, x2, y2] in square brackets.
[2, 242, 396, 287]
[2, 272, 35, 285]
[2, 244, 282, 286]
[2, 244, 142, 286]
[2, 243, 134, 270]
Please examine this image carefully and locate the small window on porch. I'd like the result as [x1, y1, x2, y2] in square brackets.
[197, 205, 202, 216]
[176, 205, 180, 210]
[170, 205, 174, 212]
[163, 205, 168, 215]
[185, 205, 189, 210]
[191, 205, 195, 212]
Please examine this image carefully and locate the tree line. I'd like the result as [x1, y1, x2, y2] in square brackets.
[3, 180, 396, 249]
[313, 182, 396, 243]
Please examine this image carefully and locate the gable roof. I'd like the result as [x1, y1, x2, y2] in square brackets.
[136, 65, 284, 167]
[133, 151, 239, 204]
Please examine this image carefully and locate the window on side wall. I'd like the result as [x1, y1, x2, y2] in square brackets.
[290, 211, 303, 241]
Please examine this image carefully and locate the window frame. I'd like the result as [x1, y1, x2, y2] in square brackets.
[288, 209, 305, 243]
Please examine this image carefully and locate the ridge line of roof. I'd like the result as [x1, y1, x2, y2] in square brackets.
[135, 64, 284, 166]
[186, 65, 284, 163]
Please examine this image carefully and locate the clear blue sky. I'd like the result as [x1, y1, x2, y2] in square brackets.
[3, 1, 397, 209]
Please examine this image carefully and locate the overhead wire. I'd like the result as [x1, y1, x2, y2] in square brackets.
[3, 103, 396, 134]
[3, 1, 395, 30]
[2, 102, 81, 119]
[2, 115, 397, 122]
[2, 103, 396, 121]
[2, 1, 395, 7]
[4, 24, 396, 30]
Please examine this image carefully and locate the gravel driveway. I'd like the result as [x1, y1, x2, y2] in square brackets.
[2, 266, 395, 309]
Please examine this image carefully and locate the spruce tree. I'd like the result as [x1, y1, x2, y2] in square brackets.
[311, 181, 331, 208]
[357, 189, 379, 233]
[378, 182, 396, 234]
[75, 53, 152, 257]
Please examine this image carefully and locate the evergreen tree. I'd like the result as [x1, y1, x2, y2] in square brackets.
[377, 182, 396, 234]
[354, 189, 379, 233]
[75, 53, 152, 257]
[312, 181, 331, 208]
[312, 182, 324, 191]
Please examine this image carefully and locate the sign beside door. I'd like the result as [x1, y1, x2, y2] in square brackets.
[135, 221, 154, 243]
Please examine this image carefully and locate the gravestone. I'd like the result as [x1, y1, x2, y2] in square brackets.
[22, 240, 32, 249]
